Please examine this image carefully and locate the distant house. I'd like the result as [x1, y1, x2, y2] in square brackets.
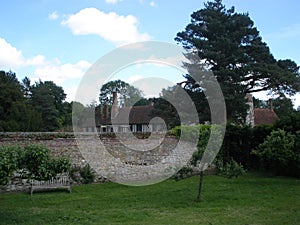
[93, 104, 163, 133]
[82, 92, 164, 133]
[246, 94, 279, 127]
[253, 108, 279, 126]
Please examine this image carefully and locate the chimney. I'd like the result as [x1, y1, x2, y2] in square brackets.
[148, 98, 154, 106]
[112, 91, 118, 117]
[269, 99, 273, 111]
[104, 105, 109, 119]
[98, 105, 103, 121]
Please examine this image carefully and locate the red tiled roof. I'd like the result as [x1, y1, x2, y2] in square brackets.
[254, 108, 278, 126]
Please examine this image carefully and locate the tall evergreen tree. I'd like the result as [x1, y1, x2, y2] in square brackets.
[0, 71, 41, 131]
[31, 81, 66, 131]
[175, 0, 300, 123]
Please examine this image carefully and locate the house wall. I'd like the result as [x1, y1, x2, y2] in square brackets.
[84, 124, 164, 133]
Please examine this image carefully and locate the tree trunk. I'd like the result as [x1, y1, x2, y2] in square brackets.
[196, 171, 204, 202]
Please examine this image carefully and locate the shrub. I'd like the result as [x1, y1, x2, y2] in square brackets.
[216, 159, 246, 178]
[173, 166, 193, 181]
[0, 146, 23, 185]
[219, 124, 252, 168]
[252, 129, 300, 177]
[22, 145, 52, 180]
[50, 156, 71, 175]
[20, 145, 71, 181]
[274, 111, 300, 134]
[0, 144, 72, 184]
[79, 164, 95, 184]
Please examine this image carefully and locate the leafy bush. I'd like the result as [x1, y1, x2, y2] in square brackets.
[22, 145, 53, 180]
[79, 164, 95, 184]
[0, 145, 71, 183]
[216, 159, 246, 178]
[252, 129, 300, 177]
[0, 146, 23, 185]
[22, 145, 71, 180]
[274, 111, 300, 134]
[173, 166, 193, 181]
[50, 156, 71, 175]
[219, 124, 252, 168]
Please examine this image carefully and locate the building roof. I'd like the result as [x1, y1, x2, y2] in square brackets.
[254, 108, 279, 126]
[90, 105, 157, 126]
[112, 105, 156, 125]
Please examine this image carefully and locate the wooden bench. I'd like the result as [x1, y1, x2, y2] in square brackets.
[30, 174, 71, 195]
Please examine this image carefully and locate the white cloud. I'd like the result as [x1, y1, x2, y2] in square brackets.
[0, 37, 91, 102]
[48, 11, 59, 20]
[127, 74, 144, 83]
[105, 0, 121, 4]
[149, 1, 157, 7]
[0, 38, 50, 70]
[33, 60, 91, 85]
[61, 8, 151, 45]
[26, 55, 47, 66]
[0, 38, 23, 69]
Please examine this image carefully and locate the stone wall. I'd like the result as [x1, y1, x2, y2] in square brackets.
[0, 132, 196, 192]
[0, 132, 85, 165]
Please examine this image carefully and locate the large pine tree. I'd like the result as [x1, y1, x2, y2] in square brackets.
[175, 0, 300, 123]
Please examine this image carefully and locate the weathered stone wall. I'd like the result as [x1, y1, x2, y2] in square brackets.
[0, 132, 196, 192]
[0, 132, 85, 165]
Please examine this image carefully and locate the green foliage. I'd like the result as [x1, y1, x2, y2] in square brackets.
[191, 125, 211, 166]
[79, 164, 96, 184]
[168, 125, 181, 137]
[170, 124, 210, 143]
[0, 70, 71, 131]
[253, 129, 300, 177]
[274, 111, 300, 134]
[173, 166, 193, 181]
[99, 79, 144, 106]
[175, 0, 300, 123]
[216, 159, 245, 178]
[22, 145, 52, 180]
[0, 146, 23, 185]
[152, 96, 180, 130]
[0, 145, 71, 183]
[0, 71, 42, 131]
[30, 80, 67, 131]
[70, 164, 96, 184]
[22, 145, 71, 180]
[220, 124, 252, 167]
[50, 156, 71, 175]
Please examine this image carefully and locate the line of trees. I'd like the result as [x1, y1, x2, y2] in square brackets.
[0, 70, 73, 132]
[1, 1, 299, 132]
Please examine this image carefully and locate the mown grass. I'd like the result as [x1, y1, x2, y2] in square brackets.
[0, 173, 299, 225]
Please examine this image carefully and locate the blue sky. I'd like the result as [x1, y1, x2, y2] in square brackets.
[0, 0, 299, 107]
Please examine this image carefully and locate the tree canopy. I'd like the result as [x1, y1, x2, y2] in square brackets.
[175, 0, 300, 122]
[99, 79, 145, 107]
[0, 71, 41, 131]
[0, 71, 73, 131]
[30, 80, 67, 131]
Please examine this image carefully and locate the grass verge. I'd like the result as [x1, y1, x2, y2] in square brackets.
[0, 173, 299, 225]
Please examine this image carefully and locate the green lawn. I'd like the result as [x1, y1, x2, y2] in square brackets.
[0, 174, 299, 225]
